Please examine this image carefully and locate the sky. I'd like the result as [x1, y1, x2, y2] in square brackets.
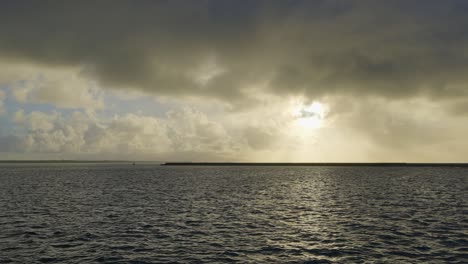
[1, 0, 468, 162]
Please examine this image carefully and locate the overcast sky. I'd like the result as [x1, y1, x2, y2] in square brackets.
[1, 0, 468, 161]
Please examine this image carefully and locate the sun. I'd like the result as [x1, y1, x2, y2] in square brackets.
[293, 102, 326, 129]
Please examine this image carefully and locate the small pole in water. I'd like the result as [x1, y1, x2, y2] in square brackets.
[132, 161, 135, 166]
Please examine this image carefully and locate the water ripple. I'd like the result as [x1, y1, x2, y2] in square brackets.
[0, 165, 467, 263]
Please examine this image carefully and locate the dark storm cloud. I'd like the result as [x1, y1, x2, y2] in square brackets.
[1, 0, 468, 102]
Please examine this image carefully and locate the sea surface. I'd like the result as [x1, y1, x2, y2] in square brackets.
[0, 164, 466, 263]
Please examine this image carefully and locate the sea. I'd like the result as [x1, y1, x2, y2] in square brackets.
[0, 164, 466, 263]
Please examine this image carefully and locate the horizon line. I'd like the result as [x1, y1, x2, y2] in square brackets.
[1, 160, 468, 167]
[161, 162, 468, 167]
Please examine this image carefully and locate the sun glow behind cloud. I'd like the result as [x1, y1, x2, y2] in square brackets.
[292, 101, 327, 130]
[3, 1, 468, 162]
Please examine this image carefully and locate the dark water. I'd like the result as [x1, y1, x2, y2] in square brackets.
[0, 165, 467, 263]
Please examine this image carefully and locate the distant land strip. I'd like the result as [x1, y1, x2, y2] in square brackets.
[0, 160, 132, 163]
[162, 162, 468, 167]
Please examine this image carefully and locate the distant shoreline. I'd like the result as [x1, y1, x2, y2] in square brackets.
[1, 161, 467, 167]
[0, 160, 132, 163]
[161, 162, 468, 167]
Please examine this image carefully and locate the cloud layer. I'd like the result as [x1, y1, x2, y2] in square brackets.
[1, 1, 468, 103]
[2, 108, 240, 161]
[1, 1, 468, 161]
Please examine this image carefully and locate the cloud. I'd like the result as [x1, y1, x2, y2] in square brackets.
[2, 95, 468, 162]
[446, 99, 468, 116]
[165, 108, 236, 153]
[1, 1, 468, 105]
[1, 107, 239, 160]
[2, 1, 468, 162]
[321, 96, 468, 161]
[13, 109, 57, 132]
[0, 62, 103, 110]
[244, 126, 278, 150]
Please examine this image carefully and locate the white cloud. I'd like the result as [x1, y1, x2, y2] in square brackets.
[13, 110, 57, 132]
[4, 107, 239, 160]
[166, 108, 234, 153]
[2, 92, 468, 162]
